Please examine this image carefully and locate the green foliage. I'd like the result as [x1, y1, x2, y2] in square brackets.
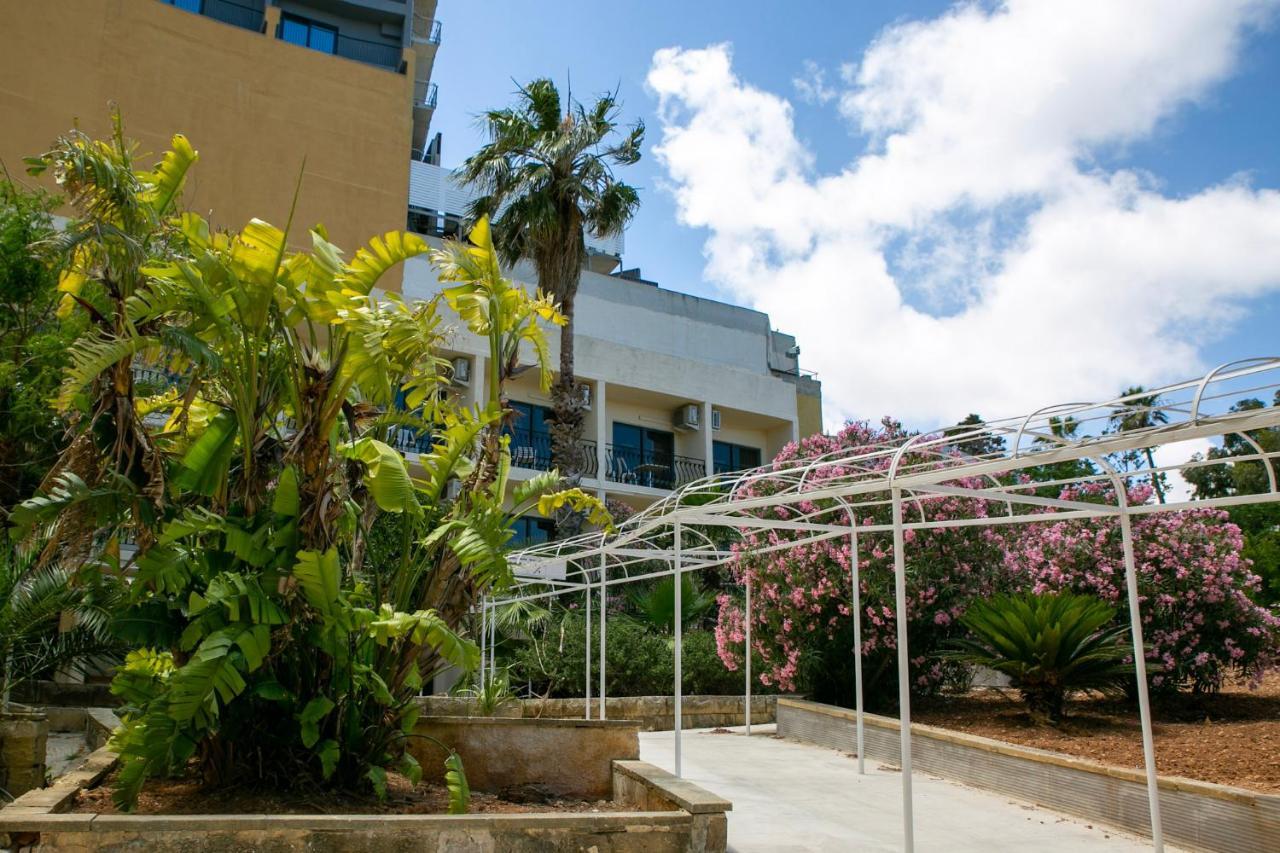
[626, 574, 716, 635]
[0, 179, 75, 519]
[15, 123, 594, 809]
[944, 592, 1134, 725]
[0, 546, 123, 705]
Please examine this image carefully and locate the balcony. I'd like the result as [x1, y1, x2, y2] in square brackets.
[508, 434, 599, 479]
[160, 0, 265, 32]
[412, 14, 443, 45]
[334, 32, 402, 69]
[414, 80, 438, 110]
[605, 444, 704, 491]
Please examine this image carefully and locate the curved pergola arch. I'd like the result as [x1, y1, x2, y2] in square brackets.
[487, 357, 1280, 852]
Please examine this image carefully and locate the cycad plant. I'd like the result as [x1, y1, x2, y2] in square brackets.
[944, 591, 1133, 725]
[0, 547, 121, 708]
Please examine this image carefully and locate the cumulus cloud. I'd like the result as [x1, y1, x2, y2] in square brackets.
[792, 60, 836, 105]
[647, 1, 1280, 429]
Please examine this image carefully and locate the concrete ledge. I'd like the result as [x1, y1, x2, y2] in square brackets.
[416, 694, 780, 731]
[614, 761, 733, 815]
[777, 697, 1280, 853]
[613, 761, 730, 852]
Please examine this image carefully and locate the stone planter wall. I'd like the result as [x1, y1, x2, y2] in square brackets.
[415, 694, 779, 731]
[409, 716, 639, 800]
[0, 759, 730, 852]
[776, 697, 1280, 853]
[0, 710, 48, 798]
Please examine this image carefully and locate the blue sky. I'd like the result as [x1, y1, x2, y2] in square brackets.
[428, 1, 1280, 426]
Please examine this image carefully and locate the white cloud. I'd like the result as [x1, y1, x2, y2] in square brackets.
[647, 1, 1280, 429]
[792, 60, 836, 105]
[1153, 438, 1217, 502]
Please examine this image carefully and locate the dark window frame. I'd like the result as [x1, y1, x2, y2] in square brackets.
[713, 440, 762, 474]
[280, 11, 338, 54]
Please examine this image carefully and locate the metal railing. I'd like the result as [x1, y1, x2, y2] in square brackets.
[605, 445, 704, 490]
[414, 80, 438, 109]
[202, 0, 264, 31]
[334, 32, 402, 69]
[412, 12, 443, 44]
[508, 435, 599, 478]
[161, 0, 264, 32]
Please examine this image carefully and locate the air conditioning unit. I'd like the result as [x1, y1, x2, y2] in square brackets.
[673, 403, 701, 431]
[577, 383, 593, 410]
[450, 357, 471, 385]
[445, 479, 462, 501]
[711, 409, 722, 431]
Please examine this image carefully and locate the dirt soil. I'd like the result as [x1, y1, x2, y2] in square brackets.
[912, 672, 1280, 794]
[73, 769, 633, 816]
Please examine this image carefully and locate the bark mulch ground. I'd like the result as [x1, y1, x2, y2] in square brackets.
[912, 672, 1280, 794]
[73, 768, 632, 816]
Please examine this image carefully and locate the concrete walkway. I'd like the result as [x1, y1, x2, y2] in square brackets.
[639, 725, 1171, 852]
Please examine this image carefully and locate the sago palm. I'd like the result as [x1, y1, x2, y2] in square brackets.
[944, 591, 1134, 725]
[459, 79, 642, 534]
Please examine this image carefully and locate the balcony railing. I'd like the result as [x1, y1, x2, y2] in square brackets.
[508, 434, 599, 479]
[605, 445, 704, 490]
[161, 0, 264, 33]
[334, 32, 402, 69]
[414, 81, 438, 110]
[412, 14, 443, 45]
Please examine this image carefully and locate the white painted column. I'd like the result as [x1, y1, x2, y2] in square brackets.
[478, 601, 487, 689]
[599, 553, 608, 719]
[595, 380, 609, 488]
[472, 354, 488, 410]
[489, 603, 496, 686]
[744, 574, 752, 735]
[674, 521, 684, 777]
[891, 488, 915, 853]
[1118, 500, 1164, 851]
[701, 401, 714, 477]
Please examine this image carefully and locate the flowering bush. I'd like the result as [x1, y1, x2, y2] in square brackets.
[1004, 483, 1280, 694]
[714, 420, 1008, 706]
[716, 422, 1280, 705]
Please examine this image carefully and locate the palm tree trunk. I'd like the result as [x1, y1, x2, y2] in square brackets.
[1144, 447, 1166, 503]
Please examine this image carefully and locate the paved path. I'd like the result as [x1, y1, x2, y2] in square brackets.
[639, 724, 1171, 852]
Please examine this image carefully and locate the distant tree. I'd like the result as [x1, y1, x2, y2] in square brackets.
[1026, 416, 1096, 495]
[1183, 394, 1280, 603]
[946, 413, 1006, 458]
[0, 177, 74, 520]
[1108, 387, 1169, 503]
[460, 79, 643, 536]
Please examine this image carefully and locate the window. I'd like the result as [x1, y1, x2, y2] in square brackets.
[505, 401, 553, 470]
[510, 517, 555, 547]
[612, 423, 675, 487]
[280, 12, 337, 54]
[713, 441, 761, 474]
[166, 0, 203, 12]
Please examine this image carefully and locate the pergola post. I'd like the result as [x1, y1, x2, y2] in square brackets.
[599, 553, 608, 720]
[585, 578, 592, 721]
[850, 513, 865, 775]
[674, 521, 684, 778]
[489, 601, 496, 688]
[891, 488, 915, 853]
[744, 573, 752, 736]
[478, 600, 487, 689]
[1118, 495, 1165, 851]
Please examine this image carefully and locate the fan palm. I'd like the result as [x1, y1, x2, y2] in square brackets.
[943, 591, 1134, 725]
[459, 79, 643, 533]
[1110, 386, 1169, 503]
[626, 573, 716, 634]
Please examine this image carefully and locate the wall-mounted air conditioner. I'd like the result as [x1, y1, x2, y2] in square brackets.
[673, 403, 701, 431]
[577, 383, 593, 410]
[450, 357, 471, 385]
[711, 409, 722, 431]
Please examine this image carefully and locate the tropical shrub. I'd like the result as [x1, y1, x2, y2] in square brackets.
[1004, 483, 1280, 694]
[626, 574, 716, 634]
[714, 420, 1010, 707]
[14, 122, 604, 810]
[943, 591, 1133, 724]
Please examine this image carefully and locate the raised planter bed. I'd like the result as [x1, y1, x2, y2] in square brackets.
[1, 711, 731, 852]
[777, 697, 1280, 853]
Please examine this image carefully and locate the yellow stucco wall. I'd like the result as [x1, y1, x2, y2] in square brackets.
[797, 385, 824, 440]
[0, 0, 411, 286]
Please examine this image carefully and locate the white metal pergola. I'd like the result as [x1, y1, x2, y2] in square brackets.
[481, 357, 1280, 852]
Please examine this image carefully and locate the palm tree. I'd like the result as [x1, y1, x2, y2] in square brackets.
[459, 79, 643, 532]
[1110, 387, 1169, 503]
